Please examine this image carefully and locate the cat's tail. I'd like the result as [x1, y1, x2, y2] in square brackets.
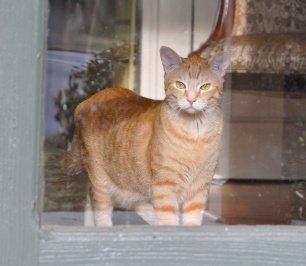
[62, 133, 84, 176]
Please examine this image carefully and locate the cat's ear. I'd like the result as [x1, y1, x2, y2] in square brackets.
[160, 46, 182, 73]
[209, 53, 231, 77]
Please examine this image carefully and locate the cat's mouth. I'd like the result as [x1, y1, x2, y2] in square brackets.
[176, 99, 205, 114]
[184, 106, 201, 114]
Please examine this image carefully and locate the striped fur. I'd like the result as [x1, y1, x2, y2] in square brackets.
[64, 47, 229, 226]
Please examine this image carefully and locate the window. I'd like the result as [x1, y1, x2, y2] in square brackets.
[43, 0, 306, 227]
[44, 0, 142, 225]
[2, 0, 306, 264]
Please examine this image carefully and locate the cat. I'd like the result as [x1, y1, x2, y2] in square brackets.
[63, 46, 230, 226]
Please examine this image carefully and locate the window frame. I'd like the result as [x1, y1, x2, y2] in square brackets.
[1, 0, 306, 265]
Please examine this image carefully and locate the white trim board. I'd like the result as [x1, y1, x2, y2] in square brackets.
[140, 0, 193, 99]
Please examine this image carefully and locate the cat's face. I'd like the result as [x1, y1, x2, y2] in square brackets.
[160, 46, 230, 115]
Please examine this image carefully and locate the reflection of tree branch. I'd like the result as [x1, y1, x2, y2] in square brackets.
[53, 46, 131, 144]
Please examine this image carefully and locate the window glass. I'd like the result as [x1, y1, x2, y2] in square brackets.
[43, 0, 306, 226]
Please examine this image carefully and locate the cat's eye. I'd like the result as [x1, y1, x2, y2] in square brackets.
[175, 81, 186, 90]
[200, 83, 211, 91]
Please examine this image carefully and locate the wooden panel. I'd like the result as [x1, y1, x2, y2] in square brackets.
[282, 122, 306, 180]
[0, 0, 46, 265]
[229, 74, 285, 121]
[230, 73, 285, 92]
[229, 122, 283, 180]
[40, 226, 306, 266]
[226, 74, 306, 180]
[218, 182, 292, 224]
[285, 96, 306, 120]
[230, 90, 284, 120]
[283, 77, 306, 180]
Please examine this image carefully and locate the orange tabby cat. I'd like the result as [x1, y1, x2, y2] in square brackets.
[64, 46, 230, 226]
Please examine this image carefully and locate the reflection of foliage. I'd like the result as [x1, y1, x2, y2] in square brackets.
[44, 144, 87, 211]
[54, 46, 129, 143]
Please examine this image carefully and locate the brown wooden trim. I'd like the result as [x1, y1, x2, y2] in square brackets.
[190, 0, 235, 56]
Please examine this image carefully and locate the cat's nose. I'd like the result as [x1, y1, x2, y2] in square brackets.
[187, 96, 197, 104]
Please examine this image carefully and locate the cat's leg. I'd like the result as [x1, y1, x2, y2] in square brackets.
[182, 184, 210, 226]
[135, 202, 157, 225]
[90, 180, 113, 227]
[152, 179, 179, 226]
[82, 143, 113, 227]
[84, 185, 95, 227]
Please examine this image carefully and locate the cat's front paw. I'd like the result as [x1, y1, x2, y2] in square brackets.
[156, 214, 179, 226]
[95, 211, 113, 227]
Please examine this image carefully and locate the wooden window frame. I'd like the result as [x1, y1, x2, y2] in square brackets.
[1, 1, 306, 265]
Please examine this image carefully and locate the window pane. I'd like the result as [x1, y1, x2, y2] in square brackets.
[44, 0, 142, 225]
[43, 0, 306, 227]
